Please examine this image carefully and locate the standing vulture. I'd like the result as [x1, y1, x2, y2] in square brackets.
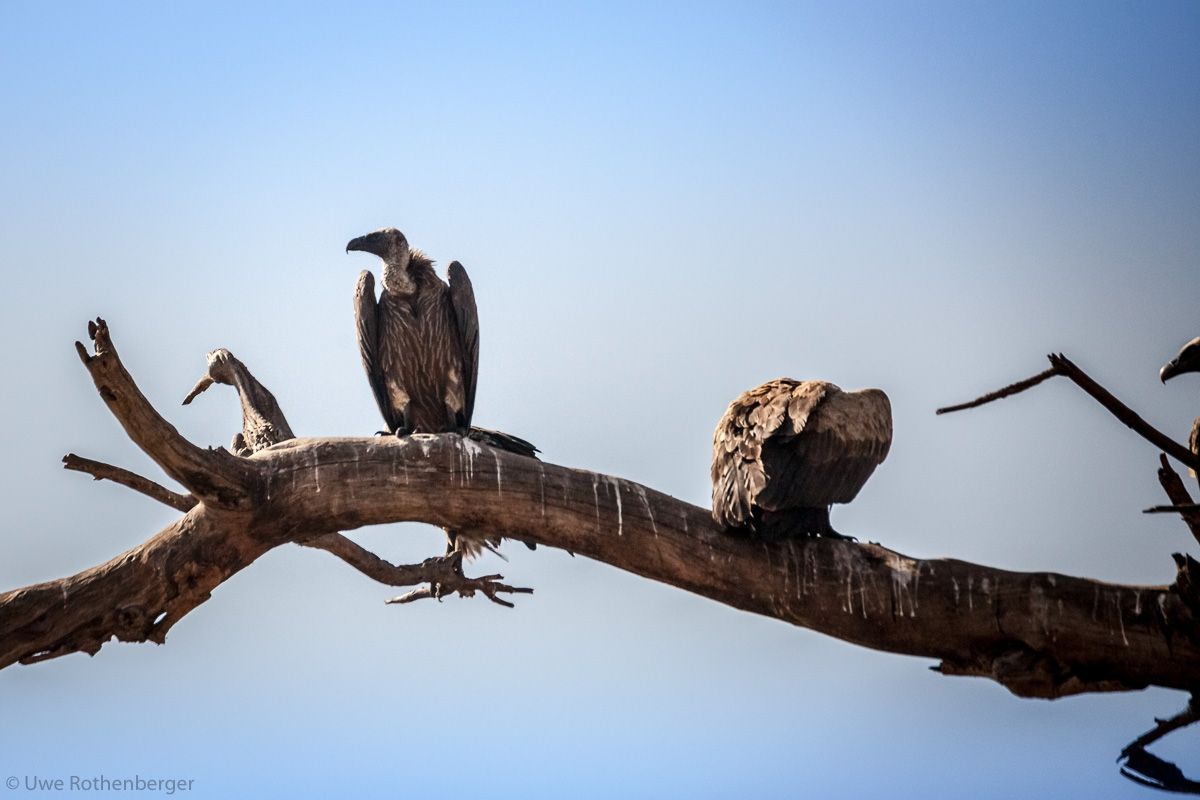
[1160, 336, 1200, 479]
[711, 378, 892, 539]
[347, 227, 537, 557]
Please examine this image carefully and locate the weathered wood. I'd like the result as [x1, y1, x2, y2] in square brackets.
[74, 318, 258, 508]
[2, 321, 1199, 700]
[62, 453, 195, 512]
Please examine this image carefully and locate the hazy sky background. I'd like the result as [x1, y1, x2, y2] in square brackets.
[2, 2, 1199, 797]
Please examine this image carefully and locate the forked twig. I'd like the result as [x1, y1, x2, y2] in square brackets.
[1153, 455, 1200, 548]
[937, 354, 1199, 470]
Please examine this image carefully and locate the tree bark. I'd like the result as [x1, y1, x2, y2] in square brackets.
[3, 320, 1199, 701]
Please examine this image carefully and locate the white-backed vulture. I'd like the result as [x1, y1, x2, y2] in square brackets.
[711, 378, 892, 539]
[346, 227, 537, 557]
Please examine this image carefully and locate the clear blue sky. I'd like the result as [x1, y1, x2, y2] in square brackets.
[2, 2, 1199, 797]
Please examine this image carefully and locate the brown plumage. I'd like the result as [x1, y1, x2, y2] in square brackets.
[347, 227, 537, 557]
[349, 228, 478, 435]
[711, 378, 892, 539]
[1160, 336, 1200, 480]
[182, 349, 294, 455]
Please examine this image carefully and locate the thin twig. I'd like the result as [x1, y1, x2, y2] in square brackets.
[1155, 455, 1200, 548]
[936, 367, 1060, 414]
[62, 454, 196, 512]
[1144, 504, 1200, 514]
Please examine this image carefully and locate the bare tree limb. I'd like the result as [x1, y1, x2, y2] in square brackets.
[1155, 455, 1200, 548]
[63, 453, 196, 513]
[74, 317, 259, 508]
[4, 320, 1200, 700]
[58, 453, 519, 607]
[298, 535, 532, 606]
[1118, 694, 1200, 793]
[937, 354, 1199, 470]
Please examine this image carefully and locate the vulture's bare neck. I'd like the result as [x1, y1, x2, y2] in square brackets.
[228, 366, 294, 446]
[381, 249, 437, 297]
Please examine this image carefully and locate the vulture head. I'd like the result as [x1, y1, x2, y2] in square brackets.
[1160, 337, 1200, 383]
[182, 349, 241, 405]
[346, 227, 411, 270]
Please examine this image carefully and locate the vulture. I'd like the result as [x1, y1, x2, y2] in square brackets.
[183, 349, 293, 455]
[1160, 336, 1200, 478]
[347, 227, 537, 557]
[711, 378, 892, 539]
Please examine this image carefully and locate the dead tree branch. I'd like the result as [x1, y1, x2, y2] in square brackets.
[298, 536, 530, 607]
[59, 453, 520, 609]
[63, 454, 196, 512]
[937, 354, 1199, 470]
[935, 367, 1060, 414]
[1118, 694, 1200, 793]
[74, 318, 260, 507]
[3, 320, 1200, 700]
[1153, 455, 1200, 548]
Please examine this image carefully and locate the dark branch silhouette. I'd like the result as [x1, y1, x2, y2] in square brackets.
[935, 367, 1060, 415]
[1153, 454, 1200, 548]
[937, 354, 1199, 470]
[939, 353, 1200, 785]
[1118, 694, 1200, 794]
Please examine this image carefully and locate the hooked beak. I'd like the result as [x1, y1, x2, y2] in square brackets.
[182, 376, 214, 405]
[1161, 358, 1184, 384]
[346, 234, 375, 255]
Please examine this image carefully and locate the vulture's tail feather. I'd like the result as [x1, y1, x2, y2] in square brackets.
[466, 426, 539, 459]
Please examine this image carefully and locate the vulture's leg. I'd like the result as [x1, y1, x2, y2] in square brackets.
[432, 528, 459, 599]
[230, 433, 252, 458]
[759, 507, 857, 541]
[391, 403, 414, 438]
[820, 526, 857, 542]
[815, 507, 857, 541]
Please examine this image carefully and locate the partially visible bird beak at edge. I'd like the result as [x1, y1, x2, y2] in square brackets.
[1160, 359, 1181, 384]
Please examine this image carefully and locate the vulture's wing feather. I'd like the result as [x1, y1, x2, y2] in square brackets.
[758, 387, 892, 510]
[447, 260, 480, 426]
[354, 270, 399, 432]
[711, 379, 814, 528]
